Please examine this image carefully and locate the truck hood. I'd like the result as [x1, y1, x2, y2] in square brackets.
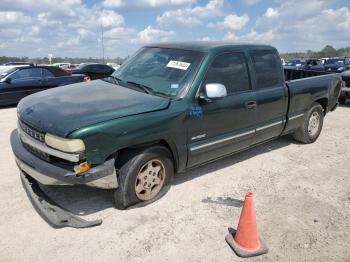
[17, 80, 170, 137]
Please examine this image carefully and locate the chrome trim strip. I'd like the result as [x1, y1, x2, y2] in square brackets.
[289, 113, 304, 121]
[256, 121, 283, 132]
[190, 129, 255, 151]
[15, 157, 69, 186]
[17, 126, 80, 163]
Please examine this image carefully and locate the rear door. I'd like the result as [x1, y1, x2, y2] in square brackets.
[42, 68, 58, 89]
[187, 51, 257, 167]
[248, 49, 288, 144]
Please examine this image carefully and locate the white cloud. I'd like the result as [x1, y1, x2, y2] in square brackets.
[264, 8, 279, 19]
[103, 0, 195, 9]
[138, 26, 175, 43]
[0, 11, 31, 24]
[231, 1, 350, 52]
[157, 0, 224, 27]
[97, 10, 124, 28]
[209, 13, 249, 31]
[196, 36, 215, 41]
[241, 0, 260, 5]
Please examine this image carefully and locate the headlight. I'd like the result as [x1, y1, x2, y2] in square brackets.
[45, 133, 85, 153]
[337, 67, 344, 71]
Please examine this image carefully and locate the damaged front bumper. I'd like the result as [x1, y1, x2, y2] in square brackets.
[20, 172, 102, 228]
[11, 129, 118, 189]
[11, 129, 119, 228]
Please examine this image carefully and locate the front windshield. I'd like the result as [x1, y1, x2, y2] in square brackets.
[325, 59, 345, 65]
[112, 47, 205, 97]
[0, 67, 16, 79]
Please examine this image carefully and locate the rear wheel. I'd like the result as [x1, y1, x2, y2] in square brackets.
[113, 145, 174, 209]
[293, 103, 324, 144]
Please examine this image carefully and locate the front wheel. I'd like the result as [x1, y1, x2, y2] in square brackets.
[113, 145, 174, 209]
[338, 98, 346, 105]
[293, 103, 324, 144]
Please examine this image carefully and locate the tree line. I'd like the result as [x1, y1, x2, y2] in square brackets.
[1, 45, 349, 65]
[280, 45, 350, 61]
[0, 56, 126, 65]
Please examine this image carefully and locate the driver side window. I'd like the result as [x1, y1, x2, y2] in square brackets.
[203, 52, 251, 94]
[11, 68, 42, 80]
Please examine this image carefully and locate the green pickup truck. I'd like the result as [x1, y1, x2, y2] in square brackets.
[11, 42, 342, 211]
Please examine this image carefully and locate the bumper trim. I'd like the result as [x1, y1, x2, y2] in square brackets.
[20, 173, 102, 229]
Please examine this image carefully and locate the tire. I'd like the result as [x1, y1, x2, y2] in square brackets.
[113, 145, 174, 210]
[339, 98, 346, 105]
[292, 103, 324, 144]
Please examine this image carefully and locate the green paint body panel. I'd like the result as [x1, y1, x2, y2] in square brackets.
[17, 42, 342, 172]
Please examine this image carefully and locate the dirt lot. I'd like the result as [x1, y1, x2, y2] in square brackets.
[0, 105, 349, 262]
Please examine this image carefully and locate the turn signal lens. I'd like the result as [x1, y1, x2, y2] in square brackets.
[74, 162, 91, 174]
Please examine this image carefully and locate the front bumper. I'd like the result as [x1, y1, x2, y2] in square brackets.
[11, 129, 118, 189]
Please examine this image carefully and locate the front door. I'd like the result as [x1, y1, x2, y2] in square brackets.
[2, 68, 43, 104]
[187, 51, 257, 167]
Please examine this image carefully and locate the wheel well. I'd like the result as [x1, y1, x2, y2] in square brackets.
[115, 140, 178, 171]
[315, 98, 328, 115]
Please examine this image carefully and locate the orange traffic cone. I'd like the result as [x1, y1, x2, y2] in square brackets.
[225, 192, 268, 258]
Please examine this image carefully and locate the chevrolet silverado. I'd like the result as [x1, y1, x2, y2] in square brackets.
[11, 42, 342, 215]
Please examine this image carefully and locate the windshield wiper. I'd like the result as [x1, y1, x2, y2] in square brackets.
[103, 75, 122, 85]
[126, 81, 154, 95]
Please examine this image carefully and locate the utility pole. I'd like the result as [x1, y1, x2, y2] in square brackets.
[101, 25, 105, 64]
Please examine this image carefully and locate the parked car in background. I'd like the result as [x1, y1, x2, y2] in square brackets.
[53, 63, 71, 68]
[339, 70, 350, 104]
[10, 42, 342, 216]
[323, 57, 350, 73]
[285, 58, 320, 70]
[3, 62, 34, 66]
[0, 65, 89, 106]
[107, 63, 121, 71]
[284, 58, 303, 69]
[70, 63, 115, 80]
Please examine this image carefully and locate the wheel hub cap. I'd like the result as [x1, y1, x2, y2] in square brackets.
[308, 111, 320, 136]
[135, 159, 165, 201]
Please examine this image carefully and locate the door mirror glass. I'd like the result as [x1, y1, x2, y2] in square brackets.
[204, 83, 227, 99]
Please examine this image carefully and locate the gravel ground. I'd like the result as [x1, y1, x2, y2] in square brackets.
[0, 105, 349, 262]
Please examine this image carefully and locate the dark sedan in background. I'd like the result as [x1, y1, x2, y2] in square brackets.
[70, 63, 115, 80]
[0, 66, 88, 106]
[323, 57, 350, 73]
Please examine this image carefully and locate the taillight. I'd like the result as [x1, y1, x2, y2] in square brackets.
[83, 76, 91, 82]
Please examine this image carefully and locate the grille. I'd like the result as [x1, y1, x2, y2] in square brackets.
[19, 120, 45, 143]
[23, 143, 50, 161]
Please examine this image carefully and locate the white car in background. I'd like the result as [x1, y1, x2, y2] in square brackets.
[107, 63, 121, 71]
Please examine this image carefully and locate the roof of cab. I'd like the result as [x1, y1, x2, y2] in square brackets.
[145, 41, 276, 52]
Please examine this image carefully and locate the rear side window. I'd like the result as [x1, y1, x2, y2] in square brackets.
[250, 50, 281, 89]
[42, 68, 54, 77]
[203, 52, 250, 94]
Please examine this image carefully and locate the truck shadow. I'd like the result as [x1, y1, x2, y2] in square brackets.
[40, 135, 294, 216]
[173, 135, 294, 185]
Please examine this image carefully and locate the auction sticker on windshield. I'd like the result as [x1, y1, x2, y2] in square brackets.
[166, 60, 191, 70]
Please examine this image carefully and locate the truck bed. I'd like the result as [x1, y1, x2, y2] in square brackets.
[283, 72, 342, 134]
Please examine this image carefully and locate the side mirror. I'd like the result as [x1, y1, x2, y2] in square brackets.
[200, 83, 227, 102]
[4, 77, 12, 84]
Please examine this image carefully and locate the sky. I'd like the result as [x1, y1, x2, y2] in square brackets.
[0, 0, 349, 58]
